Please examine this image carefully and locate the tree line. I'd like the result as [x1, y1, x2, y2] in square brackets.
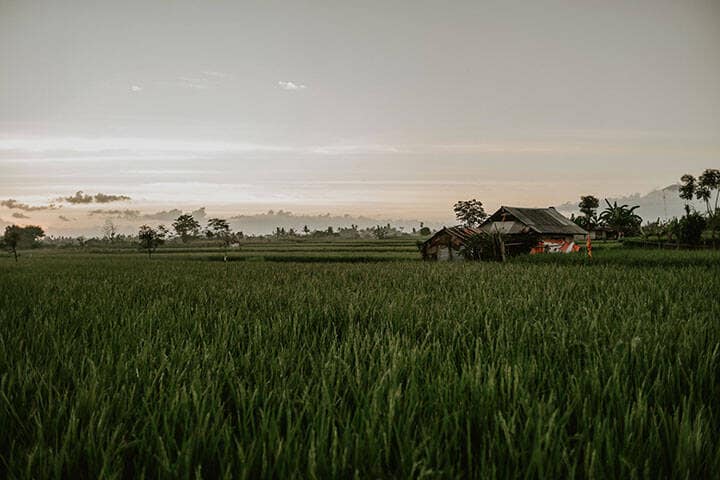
[4, 168, 717, 259]
[135, 215, 432, 258]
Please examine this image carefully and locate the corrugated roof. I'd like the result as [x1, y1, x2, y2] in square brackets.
[485, 206, 587, 235]
[442, 226, 483, 241]
[421, 226, 483, 248]
[479, 221, 529, 235]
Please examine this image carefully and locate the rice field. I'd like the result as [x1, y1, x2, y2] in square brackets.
[1, 246, 719, 478]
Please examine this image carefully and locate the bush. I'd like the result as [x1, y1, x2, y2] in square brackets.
[676, 207, 707, 245]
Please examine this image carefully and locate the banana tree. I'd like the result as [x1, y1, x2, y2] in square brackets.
[598, 200, 642, 236]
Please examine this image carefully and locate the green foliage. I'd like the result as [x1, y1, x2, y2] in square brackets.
[599, 199, 642, 236]
[205, 218, 235, 253]
[206, 218, 230, 237]
[453, 199, 487, 227]
[172, 214, 201, 242]
[640, 217, 680, 242]
[2, 224, 45, 260]
[679, 169, 720, 216]
[460, 231, 505, 261]
[1, 250, 719, 477]
[577, 195, 600, 229]
[676, 206, 707, 245]
[680, 169, 720, 244]
[679, 174, 697, 201]
[137, 225, 166, 258]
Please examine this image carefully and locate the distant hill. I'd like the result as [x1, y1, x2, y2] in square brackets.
[555, 185, 706, 222]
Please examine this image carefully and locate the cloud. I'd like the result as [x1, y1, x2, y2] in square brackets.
[88, 209, 141, 219]
[138, 207, 206, 222]
[12, 212, 30, 219]
[58, 191, 132, 204]
[1, 199, 59, 211]
[0, 137, 296, 155]
[61, 191, 94, 204]
[312, 145, 402, 155]
[58, 215, 73, 222]
[191, 207, 207, 221]
[130, 85, 142, 92]
[0, 136, 415, 160]
[161, 71, 230, 90]
[93, 193, 131, 203]
[278, 80, 306, 91]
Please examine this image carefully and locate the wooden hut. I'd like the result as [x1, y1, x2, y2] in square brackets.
[420, 226, 483, 261]
[420, 206, 587, 261]
[479, 206, 587, 254]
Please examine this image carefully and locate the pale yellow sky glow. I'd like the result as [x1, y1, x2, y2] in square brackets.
[1, 0, 719, 235]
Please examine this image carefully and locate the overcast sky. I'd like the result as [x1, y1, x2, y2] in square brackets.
[1, 0, 719, 233]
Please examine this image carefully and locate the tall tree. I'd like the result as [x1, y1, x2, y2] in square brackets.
[206, 218, 234, 259]
[206, 218, 231, 237]
[138, 225, 166, 258]
[578, 195, 600, 229]
[102, 219, 118, 242]
[2, 225, 22, 262]
[679, 169, 720, 246]
[172, 214, 200, 243]
[2, 225, 45, 261]
[453, 199, 487, 228]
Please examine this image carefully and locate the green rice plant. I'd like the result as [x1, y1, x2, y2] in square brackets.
[1, 249, 719, 478]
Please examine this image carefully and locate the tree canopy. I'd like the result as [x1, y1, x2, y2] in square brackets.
[598, 200, 642, 236]
[138, 225, 166, 258]
[172, 214, 201, 242]
[577, 195, 600, 229]
[2, 224, 45, 261]
[453, 199, 487, 228]
[679, 169, 720, 245]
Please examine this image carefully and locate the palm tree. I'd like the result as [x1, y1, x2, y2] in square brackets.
[599, 199, 642, 236]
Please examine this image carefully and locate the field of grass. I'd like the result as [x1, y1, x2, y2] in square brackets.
[1, 247, 719, 478]
[37, 239, 422, 263]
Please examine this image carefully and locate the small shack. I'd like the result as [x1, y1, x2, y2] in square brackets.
[420, 226, 483, 261]
[421, 206, 588, 261]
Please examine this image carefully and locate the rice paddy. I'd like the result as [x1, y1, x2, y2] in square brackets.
[1, 246, 719, 478]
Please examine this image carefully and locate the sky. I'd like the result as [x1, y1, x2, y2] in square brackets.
[1, 0, 719, 235]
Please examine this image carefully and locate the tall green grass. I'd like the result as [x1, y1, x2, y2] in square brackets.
[1, 249, 719, 478]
